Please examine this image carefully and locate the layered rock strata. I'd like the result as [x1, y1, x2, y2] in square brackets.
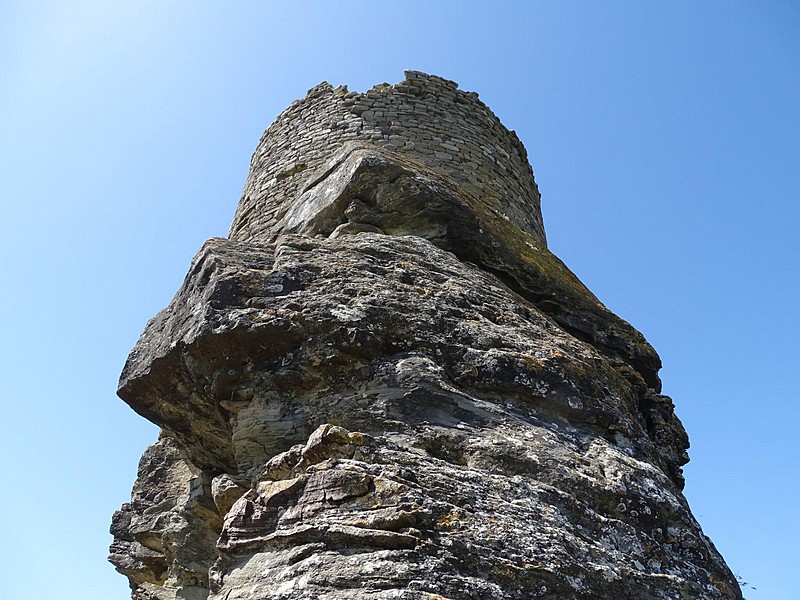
[111, 71, 741, 600]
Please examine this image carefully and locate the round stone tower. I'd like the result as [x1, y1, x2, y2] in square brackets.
[229, 70, 546, 246]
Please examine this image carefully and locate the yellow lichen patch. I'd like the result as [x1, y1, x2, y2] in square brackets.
[437, 510, 464, 530]
[521, 353, 545, 370]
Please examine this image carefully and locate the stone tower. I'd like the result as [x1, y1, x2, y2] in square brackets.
[110, 71, 741, 600]
[229, 71, 545, 246]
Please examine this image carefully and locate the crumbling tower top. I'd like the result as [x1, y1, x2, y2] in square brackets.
[229, 70, 546, 245]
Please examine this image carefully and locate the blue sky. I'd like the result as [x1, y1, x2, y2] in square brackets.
[1, 2, 797, 598]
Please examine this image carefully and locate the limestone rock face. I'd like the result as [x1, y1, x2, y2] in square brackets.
[111, 72, 741, 600]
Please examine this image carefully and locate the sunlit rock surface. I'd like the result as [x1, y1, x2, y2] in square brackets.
[111, 72, 740, 600]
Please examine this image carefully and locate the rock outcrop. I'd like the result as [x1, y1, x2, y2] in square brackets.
[111, 71, 741, 600]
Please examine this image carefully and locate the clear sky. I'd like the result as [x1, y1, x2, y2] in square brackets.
[1, 2, 797, 598]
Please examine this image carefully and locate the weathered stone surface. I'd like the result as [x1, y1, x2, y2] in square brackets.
[111, 72, 740, 599]
[110, 434, 222, 599]
[230, 71, 546, 246]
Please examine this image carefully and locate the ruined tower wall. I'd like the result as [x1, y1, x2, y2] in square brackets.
[229, 70, 546, 245]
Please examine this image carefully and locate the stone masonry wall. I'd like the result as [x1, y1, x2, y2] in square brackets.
[229, 71, 547, 245]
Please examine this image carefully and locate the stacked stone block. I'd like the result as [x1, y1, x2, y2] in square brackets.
[229, 71, 546, 245]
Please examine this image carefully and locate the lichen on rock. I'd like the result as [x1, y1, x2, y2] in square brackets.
[111, 71, 741, 599]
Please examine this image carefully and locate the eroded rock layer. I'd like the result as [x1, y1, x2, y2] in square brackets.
[111, 72, 740, 600]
